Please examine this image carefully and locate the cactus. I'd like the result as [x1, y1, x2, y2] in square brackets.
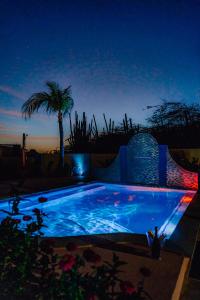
[93, 114, 99, 138]
[66, 112, 101, 152]
[103, 113, 109, 133]
[66, 112, 142, 153]
[66, 112, 91, 152]
[103, 114, 116, 134]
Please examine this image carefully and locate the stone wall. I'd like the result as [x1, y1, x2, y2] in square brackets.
[167, 148, 198, 190]
[94, 133, 198, 190]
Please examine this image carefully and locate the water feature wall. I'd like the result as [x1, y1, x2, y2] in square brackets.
[94, 133, 198, 190]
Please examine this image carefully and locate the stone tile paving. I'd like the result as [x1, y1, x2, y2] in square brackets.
[181, 192, 200, 300]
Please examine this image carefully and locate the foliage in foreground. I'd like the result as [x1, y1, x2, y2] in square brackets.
[0, 196, 152, 300]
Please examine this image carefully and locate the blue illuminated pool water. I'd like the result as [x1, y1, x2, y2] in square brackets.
[0, 183, 196, 238]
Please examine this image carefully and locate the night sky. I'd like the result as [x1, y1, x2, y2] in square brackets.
[0, 0, 200, 151]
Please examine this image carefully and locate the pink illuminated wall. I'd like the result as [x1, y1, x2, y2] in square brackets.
[167, 149, 198, 190]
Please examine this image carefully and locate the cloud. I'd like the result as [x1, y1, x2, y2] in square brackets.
[0, 85, 25, 100]
[0, 108, 21, 117]
[0, 122, 29, 133]
[0, 123, 6, 130]
[0, 107, 56, 121]
[0, 133, 21, 139]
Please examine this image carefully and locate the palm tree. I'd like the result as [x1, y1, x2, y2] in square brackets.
[22, 81, 74, 169]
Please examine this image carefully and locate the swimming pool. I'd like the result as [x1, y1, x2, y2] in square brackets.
[0, 182, 196, 238]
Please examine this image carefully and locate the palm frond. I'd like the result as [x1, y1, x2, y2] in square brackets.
[21, 92, 50, 118]
[21, 82, 74, 118]
[62, 86, 74, 116]
[63, 98, 74, 116]
[63, 85, 72, 96]
[45, 81, 64, 113]
[46, 81, 60, 95]
[46, 81, 60, 90]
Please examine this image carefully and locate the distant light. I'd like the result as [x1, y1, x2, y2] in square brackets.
[71, 154, 89, 179]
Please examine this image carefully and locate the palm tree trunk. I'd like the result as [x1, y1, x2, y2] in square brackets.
[58, 111, 64, 169]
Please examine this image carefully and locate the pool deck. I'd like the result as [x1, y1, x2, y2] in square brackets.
[180, 191, 200, 300]
[53, 240, 189, 300]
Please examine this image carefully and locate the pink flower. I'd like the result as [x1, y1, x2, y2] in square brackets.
[83, 249, 101, 264]
[38, 197, 48, 203]
[59, 254, 76, 272]
[120, 281, 136, 295]
[66, 242, 78, 252]
[23, 215, 32, 221]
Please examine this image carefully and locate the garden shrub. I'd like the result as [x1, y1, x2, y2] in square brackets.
[0, 196, 152, 300]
